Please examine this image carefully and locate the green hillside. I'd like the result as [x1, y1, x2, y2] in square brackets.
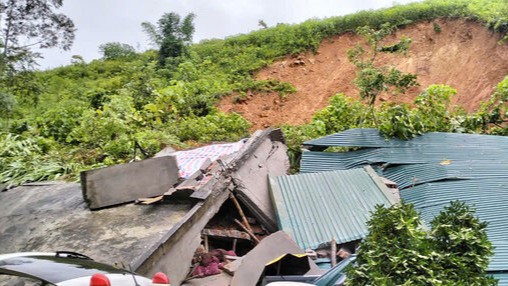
[1, 0, 508, 187]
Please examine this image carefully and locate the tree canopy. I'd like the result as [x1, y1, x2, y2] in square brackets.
[346, 201, 496, 286]
[0, 0, 75, 74]
[99, 42, 136, 60]
[141, 12, 195, 66]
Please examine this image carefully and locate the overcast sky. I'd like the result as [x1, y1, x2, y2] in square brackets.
[39, 0, 420, 69]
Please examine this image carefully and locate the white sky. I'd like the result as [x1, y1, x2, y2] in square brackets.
[38, 0, 421, 69]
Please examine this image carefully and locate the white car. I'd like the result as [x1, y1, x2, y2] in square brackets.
[0, 252, 169, 286]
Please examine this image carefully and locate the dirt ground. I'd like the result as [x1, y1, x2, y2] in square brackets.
[218, 19, 508, 130]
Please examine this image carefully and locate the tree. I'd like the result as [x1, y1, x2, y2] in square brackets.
[99, 42, 136, 60]
[346, 202, 435, 285]
[0, 90, 15, 128]
[141, 12, 195, 67]
[348, 23, 418, 125]
[430, 201, 496, 285]
[0, 0, 75, 74]
[258, 19, 268, 29]
[347, 201, 497, 285]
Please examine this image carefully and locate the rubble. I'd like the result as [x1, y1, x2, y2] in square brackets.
[5, 127, 404, 285]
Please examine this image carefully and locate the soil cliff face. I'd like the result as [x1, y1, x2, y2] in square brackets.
[219, 19, 508, 130]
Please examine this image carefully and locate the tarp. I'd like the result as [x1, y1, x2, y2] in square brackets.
[173, 141, 246, 178]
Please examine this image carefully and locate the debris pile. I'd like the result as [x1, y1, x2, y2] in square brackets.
[7, 127, 508, 285]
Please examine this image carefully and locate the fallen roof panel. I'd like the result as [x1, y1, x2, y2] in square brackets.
[269, 167, 395, 250]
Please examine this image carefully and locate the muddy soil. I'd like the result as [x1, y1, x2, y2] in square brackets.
[219, 19, 508, 130]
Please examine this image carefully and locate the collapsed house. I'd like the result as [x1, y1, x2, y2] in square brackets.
[0, 128, 290, 286]
[5, 127, 507, 285]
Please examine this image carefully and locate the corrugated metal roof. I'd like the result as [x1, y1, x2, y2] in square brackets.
[304, 128, 406, 148]
[301, 129, 508, 273]
[400, 179, 508, 271]
[304, 128, 508, 148]
[492, 273, 508, 286]
[301, 147, 508, 174]
[384, 161, 508, 189]
[269, 167, 395, 250]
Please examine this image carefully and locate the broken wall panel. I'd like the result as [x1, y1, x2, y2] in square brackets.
[233, 135, 289, 233]
[81, 156, 179, 210]
[230, 231, 320, 286]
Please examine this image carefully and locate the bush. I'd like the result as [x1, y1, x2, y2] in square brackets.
[347, 201, 496, 285]
[0, 133, 79, 188]
[172, 111, 251, 142]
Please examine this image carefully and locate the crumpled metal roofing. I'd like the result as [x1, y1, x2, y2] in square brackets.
[269, 167, 396, 250]
[384, 161, 508, 189]
[301, 146, 508, 173]
[304, 128, 407, 148]
[300, 129, 508, 274]
[304, 128, 508, 149]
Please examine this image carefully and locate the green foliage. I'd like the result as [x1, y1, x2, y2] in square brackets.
[0, 133, 79, 189]
[282, 123, 326, 173]
[431, 201, 496, 285]
[142, 12, 196, 67]
[0, 91, 15, 121]
[35, 101, 85, 143]
[283, 94, 372, 172]
[379, 84, 457, 139]
[171, 111, 251, 142]
[0, 0, 75, 76]
[347, 201, 496, 286]
[312, 94, 372, 133]
[347, 202, 434, 285]
[3, 0, 508, 187]
[99, 42, 137, 60]
[348, 23, 418, 109]
[414, 84, 456, 132]
[68, 94, 139, 162]
[379, 104, 423, 140]
[474, 75, 508, 134]
[433, 22, 442, 33]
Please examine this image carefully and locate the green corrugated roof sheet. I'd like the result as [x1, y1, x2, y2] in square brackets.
[304, 128, 508, 149]
[300, 129, 508, 273]
[269, 167, 395, 250]
[304, 128, 407, 148]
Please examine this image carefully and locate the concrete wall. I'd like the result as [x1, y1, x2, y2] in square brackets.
[81, 156, 179, 209]
[135, 181, 232, 285]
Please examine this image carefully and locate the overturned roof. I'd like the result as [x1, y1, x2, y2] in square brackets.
[300, 128, 508, 275]
[269, 166, 396, 250]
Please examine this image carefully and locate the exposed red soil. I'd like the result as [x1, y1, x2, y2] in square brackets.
[218, 19, 508, 130]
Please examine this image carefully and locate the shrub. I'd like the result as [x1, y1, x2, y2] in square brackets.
[347, 201, 496, 285]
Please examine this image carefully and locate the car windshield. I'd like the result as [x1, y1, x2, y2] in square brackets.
[313, 255, 356, 286]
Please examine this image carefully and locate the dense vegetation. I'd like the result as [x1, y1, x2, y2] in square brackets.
[1, 0, 508, 187]
[347, 201, 496, 285]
